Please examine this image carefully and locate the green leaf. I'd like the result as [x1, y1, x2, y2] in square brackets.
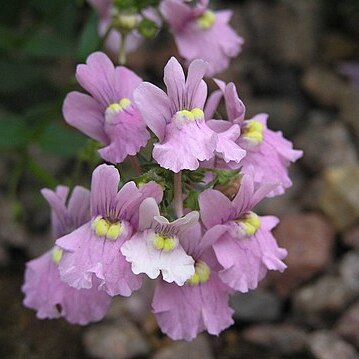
[78, 12, 100, 61]
[0, 114, 29, 149]
[184, 190, 200, 211]
[22, 31, 74, 58]
[38, 122, 87, 157]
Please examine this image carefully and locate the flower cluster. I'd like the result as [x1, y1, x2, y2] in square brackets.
[23, 49, 302, 341]
[89, 0, 243, 75]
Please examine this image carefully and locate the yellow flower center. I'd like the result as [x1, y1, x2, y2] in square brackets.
[92, 216, 123, 240]
[242, 120, 264, 145]
[153, 233, 178, 252]
[175, 108, 204, 125]
[107, 98, 132, 113]
[237, 212, 261, 236]
[188, 261, 210, 285]
[197, 10, 216, 30]
[52, 246, 63, 264]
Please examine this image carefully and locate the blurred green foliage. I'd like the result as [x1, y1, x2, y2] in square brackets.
[0, 0, 102, 194]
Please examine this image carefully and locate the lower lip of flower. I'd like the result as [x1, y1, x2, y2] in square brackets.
[188, 261, 210, 285]
[92, 216, 123, 240]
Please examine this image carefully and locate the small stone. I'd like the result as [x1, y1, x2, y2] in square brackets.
[343, 227, 359, 249]
[300, 177, 325, 211]
[153, 335, 214, 359]
[230, 289, 282, 322]
[295, 115, 358, 172]
[293, 276, 355, 326]
[83, 319, 150, 359]
[319, 166, 359, 231]
[241, 1, 321, 66]
[340, 86, 359, 141]
[272, 213, 335, 296]
[339, 252, 359, 292]
[309, 330, 359, 359]
[302, 66, 348, 107]
[336, 301, 359, 347]
[242, 324, 308, 355]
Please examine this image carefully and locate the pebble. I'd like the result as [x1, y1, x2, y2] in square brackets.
[339, 86, 359, 141]
[309, 330, 359, 359]
[293, 276, 355, 326]
[272, 213, 335, 296]
[230, 289, 282, 322]
[319, 166, 359, 231]
[336, 301, 359, 347]
[339, 252, 359, 292]
[302, 66, 348, 107]
[343, 226, 359, 250]
[242, 324, 308, 355]
[83, 319, 150, 359]
[153, 335, 214, 359]
[295, 115, 358, 172]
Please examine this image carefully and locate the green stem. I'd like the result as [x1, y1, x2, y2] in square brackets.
[174, 171, 184, 218]
[119, 32, 127, 65]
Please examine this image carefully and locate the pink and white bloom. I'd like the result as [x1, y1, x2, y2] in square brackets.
[121, 198, 197, 285]
[134, 57, 217, 172]
[152, 223, 234, 341]
[211, 80, 303, 197]
[199, 173, 288, 292]
[56, 164, 163, 297]
[160, 0, 243, 76]
[22, 186, 112, 325]
[63, 52, 150, 164]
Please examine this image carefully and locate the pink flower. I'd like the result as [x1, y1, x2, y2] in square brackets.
[22, 186, 111, 324]
[199, 173, 288, 292]
[56, 164, 163, 296]
[121, 198, 197, 285]
[134, 57, 217, 172]
[88, 0, 143, 54]
[160, 0, 243, 76]
[210, 80, 303, 197]
[152, 223, 234, 341]
[63, 52, 150, 164]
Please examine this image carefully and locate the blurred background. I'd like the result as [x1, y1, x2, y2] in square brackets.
[1, 0, 359, 358]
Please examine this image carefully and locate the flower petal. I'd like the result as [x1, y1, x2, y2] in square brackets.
[63, 91, 108, 144]
[153, 121, 217, 172]
[121, 230, 195, 285]
[199, 189, 232, 228]
[134, 82, 172, 141]
[76, 52, 117, 107]
[22, 250, 111, 325]
[57, 222, 142, 296]
[90, 164, 120, 218]
[152, 274, 233, 341]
